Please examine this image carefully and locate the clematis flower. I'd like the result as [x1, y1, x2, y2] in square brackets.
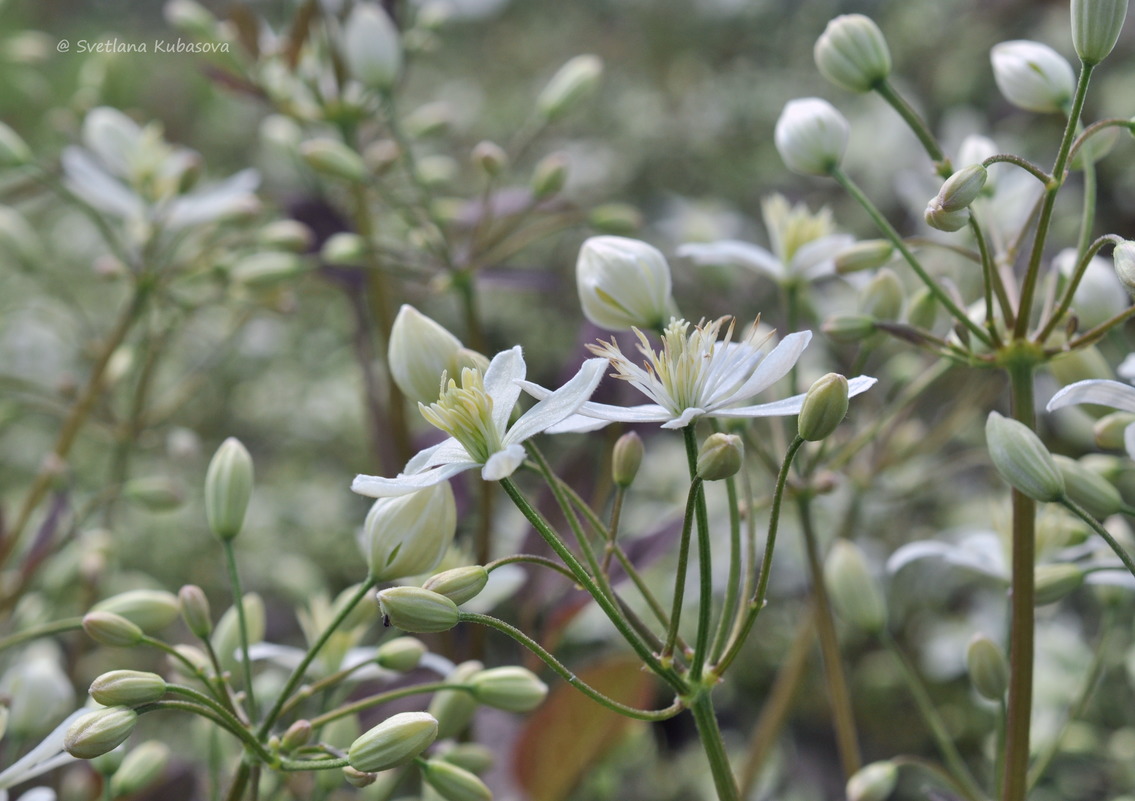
[351, 346, 606, 497]
[522, 317, 875, 431]
[1047, 370, 1135, 459]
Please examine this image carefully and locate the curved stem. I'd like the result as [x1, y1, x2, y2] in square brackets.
[485, 553, 578, 581]
[1036, 236, 1122, 344]
[0, 617, 81, 654]
[137, 699, 271, 763]
[874, 79, 949, 174]
[309, 681, 469, 728]
[1062, 498, 1135, 580]
[982, 154, 1053, 186]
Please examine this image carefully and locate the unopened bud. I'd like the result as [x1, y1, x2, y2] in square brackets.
[835, 240, 893, 274]
[1035, 563, 1084, 605]
[423, 566, 489, 606]
[991, 40, 1075, 113]
[823, 314, 877, 343]
[1072, 0, 1128, 65]
[438, 743, 495, 774]
[587, 203, 643, 235]
[774, 97, 849, 176]
[531, 152, 568, 198]
[1113, 240, 1135, 293]
[388, 304, 473, 404]
[612, 432, 644, 487]
[846, 761, 898, 801]
[421, 758, 493, 801]
[376, 637, 428, 672]
[343, 766, 377, 787]
[212, 593, 265, 675]
[696, 433, 743, 481]
[576, 236, 673, 332]
[799, 373, 851, 442]
[906, 286, 938, 331]
[428, 661, 482, 739]
[932, 164, 989, 214]
[377, 587, 459, 633]
[259, 220, 314, 252]
[109, 741, 169, 797]
[537, 55, 603, 121]
[1094, 412, 1135, 450]
[362, 483, 456, 581]
[0, 122, 32, 167]
[469, 667, 548, 712]
[814, 14, 891, 93]
[924, 204, 969, 232]
[65, 707, 138, 759]
[178, 585, 212, 639]
[823, 540, 886, 633]
[281, 719, 313, 752]
[123, 477, 184, 512]
[300, 138, 368, 183]
[89, 671, 167, 706]
[364, 139, 401, 173]
[860, 268, 903, 321]
[966, 634, 1009, 700]
[348, 711, 438, 773]
[1053, 455, 1123, 518]
[1050, 346, 1113, 386]
[83, 612, 144, 647]
[229, 251, 307, 288]
[341, 2, 402, 91]
[471, 140, 507, 176]
[92, 589, 180, 632]
[204, 437, 254, 541]
[321, 232, 368, 266]
[985, 412, 1065, 502]
[405, 102, 452, 139]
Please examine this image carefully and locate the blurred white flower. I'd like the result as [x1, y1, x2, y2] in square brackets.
[1048, 371, 1135, 458]
[576, 236, 674, 331]
[990, 41, 1074, 113]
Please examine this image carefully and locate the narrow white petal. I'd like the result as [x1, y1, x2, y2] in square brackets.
[573, 400, 673, 424]
[483, 346, 526, 433]
[793, 234, 854, 278]
[351, 462, 475, 497]
[676, 240, 785, 278]
[721, 330, 812, 406]
[847, 375, 878, 396]
[404, 437, 468, 473]
[482, 443, 528, 480]
[544, 413, 617, 434]
[504, 358, 606, 445]
[714, 395, 807, 419]
[1047, 379, 1135, 414]
[661, 406, 707, 429]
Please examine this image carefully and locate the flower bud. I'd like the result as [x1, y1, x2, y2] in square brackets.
[109, 741, 169, 798]
[1072, 0, 1128, 64]
[376, 637, 428, 672]
[931, 164, 988, 214]
[924, 204, 969, 232]
[859, 268, 903, 321]
[204, 437, 254, 541]
[259, 220, 314, 252]
[300, 138, 368, 183]
[428, 661, 482, 739]
[799, 374, 852, 442]
[281, 719, 313, 752]
[991, 40, 1075, 113]
[612, 431, 645, 487]
[985, 412, 1065, 502]
[469, 667, 548, 713]
[1, 646, 74, 737]
[588, 203, 643, 235]
[361, 482, 456, 581]
[1053, 454, 1123, 518]
[321, 232, 368, 266]
[83, 611, 145, 647]
[420, 758, 493, 801]
[774, 98, 850, 176]
[0, 122, 32, 167]
[178, 584, 212, 639]
[343, 766, 377, 788]
[123, 477, 184, 512]
[576, 236, 673, 332]
[835, 240, 894, 274]
[65, 707, 138, 759]
[537, 55, 603, 121]
[438, 743, 495, 774]
[905, 286, 938, 331]
[846, 761, 898, 801]
[471, 140, 508, 176]
[377, 587, 459, 633]
[1050, 346, 1113, 386]
[823, 540, 886, 633]
[212, 593, 265, 676]
[389, 305, 468, 404]
[814, 14, 892, 93]
[89, 671, 167, 707]
[347, 711, 439, 773]
[531, 152, 568, 198]
[696, 432, 743, 481]
[1094, 412, 1135, 450]
[92, 589, 181, 633]
[966, 634, 1009, 701]
[1035, 563, 1084, 605]
[423, 566, 489, 606]
[341, 2, 402, 91]
[405, 102, 452, 139]
[1113, 240, 1135, 293]
[229, 251, 307, 288]
[823, 314, 877, 343]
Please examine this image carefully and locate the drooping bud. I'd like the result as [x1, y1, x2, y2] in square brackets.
[612, 431, 645, 487]
[814, 14, 892, 93]
[178, 585, 212, 639]
[823, 540, 886, 633]
[377, 587, 459, 633]
[990, 40, 1075, 113]
[924, 204, 970, 233]
[531, 152, 568, 198]
[342, 766, 377, 788]
[347, 711, 439, 773]
[361, 482, 456, 581]
[299, 138, 368, 183]
[1053, 455, 1123, 518]
[696, 432, 743, 481]
[1035, 563, 1085, 605]
[985, 412, 1066, 502]
[774, 98, 850, 176]
[823, 314, 877, 343]
[204, 437, 254, 541]
[537, 55, 603, 121]
[423, 566, 489, 606]
[906, 286, 938, 331]
[1113, 240, 1135, 293]
[420, 758, 493, 801]
[576, 236, 673, 332]
[469, 667, 548, 713]
[846, 761, 898, 801]
[798, 373, 852, 442]
[859, 268, 903, 321]
[341, 2, 402, 91]
[428, 661, 483, 739]
[109, 741, 169, 798]
[83, 612, 145, 647]
[1072, 0, 1129, 65]
[930, 164, 989, 213]
[966, 634, 1009, 701]
[835, 240, 894, 274]
[376, 637, 428, 672]
[89, 671, 167, 707]
[65, 707, 139, 759]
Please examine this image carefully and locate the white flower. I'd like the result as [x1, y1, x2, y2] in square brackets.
[576, 236, 674, 332]
[774, 98, 850, 176]
[523, 317, 875, 431]
[990, 41, 1074, 114]
[1047, 375, 1135, 459]
[351, 347, 607, 497]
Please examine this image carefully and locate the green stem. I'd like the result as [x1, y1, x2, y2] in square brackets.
[663, 477, 703, 662]
[1062, 498, 1135, 580]
[874, 79, 949, 173]
[0, 617, 81, 654]
[891, 756, 987, 801]
[309, 682, 469, 728]
[223, 539, 258, 722]
[1036, 236, 1121, 344]
[710, 462, 743, 665]
[681, 426, 714, 682]
[969, 215, 1014, 335]
[137, 699, 270, 763]
[485, 553, 578, 581]
[982, 154, 1052, 186]
[689, 692, 740, 801]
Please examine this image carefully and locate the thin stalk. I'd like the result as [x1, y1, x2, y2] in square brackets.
[874, 79, 949, 173]
[137, 700, 270, 763]
[222, 539, 258, 722]
[710, 466, 743, 665]
[681, 426, 714, 682]
[891, 756, 987, 801]
[309, 682, 468, 728]
[663, 478, 703, 662]
[1065, 302, 1135, 350]
[601, 485, 628, 573]
[969, 215, 1014, 333]
[982, 154, 1052, 186]
[0, 617, 81, 654]
[486, 553, 578, 581]
[1062, 498, 1135, 580]
[689, 692, 740, 801]
[1036, 236, 1121, 343]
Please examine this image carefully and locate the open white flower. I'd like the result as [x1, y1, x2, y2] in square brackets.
[352, 346, 606, 497]
[523, 317, 875, 431]
[1047, 373, 1135, 459]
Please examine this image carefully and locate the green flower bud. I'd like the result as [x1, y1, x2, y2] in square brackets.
[823, 540, 886, 633]
[123, 477, 184, 512]
[1050, 346, 1114, 386]
[587, 203, 643, 235]
[89, 671, 167, 707]
[376, 637, 428, 672]
[576, 236, 673, 332]
[1113, 240, 1135, 293]
[178, 584, 212, 639]
[212, 593, 265, 676]
[531, 152, 568, 198]
[1053, 455, 1123, 518]
[1035, 563, 1085, 605]
[109, 741, 169, 798]
[423, 566, 489, 606]
[966, 634, 1009, 701]
[321, 232, 368, 266]
[924, 204, 970, 232]
[164, 0, 218, 40]
[696, 432, 743, 481]
[377, 587, 459, 633]
[90, 743, 126, 776]
[347, 711, 438, 773]
[405, 102, 452, 139]
[438, 743, 495, 774]
[932, 164, 989, 214]
[469, 667, 548, 713]
[421, 758, 493, 801]
[278, 720, 312, 753]
[341, 2, 402, 91]
[342, 766, 377, 788]
[1, 646, 74, 737]
[799, 373, 851, 442]
[428, 661, 482, 739]
[83, 611, 145, 647]
[985, 412, 1066, 502]
[362, 483, 457, 581]
[1072, 0, 1129, 65]
[92, 589, 180, 632]
[860, 268, 903, 321]
[774, 98, 849, 176]
[823, 314, 877, 343]
[0, 122, 32, 167]
[204, 437, 254, 541]
[537, 54, 603, 121]
[471, 140, 508, 176]
[300, 138, 368, 183]
[991, 40, 1074, 113]
[905, 286, 938, 331]
[612, 431, 645, 488]
[1094, 412, 1135, 450]
[258, 220, 314, 253]
[814, 14, 892, 93]
[65, 707, 139, 759]
[835, 240, 894, 274]
[229, 251, 307, 288]
[846, 761, 898, 801]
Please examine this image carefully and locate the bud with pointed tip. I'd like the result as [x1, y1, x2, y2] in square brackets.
[1113, 240, 1135, 293]
[1035, 563, 1085, 605]
[83, 612, 145, 647]
[774, 98, 850, 176]
[696, 433, 743, 481]
[991, 40, 1075, 113]
[347, 711, 439, 773]
[835, 240, 893, 274]
[423, 566, 489, 606]
[823, 540, 886, 633]
[471, 141, 507, 176]
[906, 286, 938, 331]
[341, 2, 402, 91]
[376, 637, 427, 672]
[281, 719, 313, 752]
[205, 437, 254, 541]
[65, 707, 138, 759]
[985, 412, 1065, 502]
[531, 152, 568, 198]
[799, 373, 851, 442]
[1053, 454, 1123, 518]
[932, 164, 988, 213]
[846, 761, 898, 801]
[109, 741, 169, 798]
[814, 14, 891, 93]
[92, 589, 181, 632]
[1072, 0, 1128, 65]
[469, 667, 548, 712]
[860, 268, 903, 321]
[321, 232, 368, 265]
[576, 236, 673, 332]
[966, 634, 1009, 700]
[612, 431, 645, 487]
[421, 758, 493, 801]
[89, 671, 167, 707]
[178, 585, 212, 639]
[537, 55, 603, 121]
[361, 483, 456, 581]
[388, 305, 484, 405]
[300, 138, 368, 183]
[823, 314, 877, 343]
[429, 661, 482, 739]
[377, 587, 459, 633]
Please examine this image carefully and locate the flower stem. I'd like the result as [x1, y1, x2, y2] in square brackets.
[663, 477, 703, 662]
[309, 682, 470, 728]
[222, 539, 258, 722]
[0, 617, 81, 654]
[681, 426, 714, 682]
[1062, 498, 1135, 580]
[874, 79, 949, 174]
[689, 692, 740, 801]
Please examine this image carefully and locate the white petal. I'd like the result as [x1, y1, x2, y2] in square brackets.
[405, 437, 470, 473]
[573, 400, 673, 424]
[676, 240, 785, 278]
[847, 375, 878, 397]
[793, 234, 854, 278]
[61, 147, 144, 219]
[504, 358, 606, 445]
[721, 330, 812, 407]
[1126, 423, 1135, 461]
[713, 395, 807, 419]
[482, 443, 527, 480]
[1047, 379, 1135, 414]
[351, 462, 475, 497]
[166, 169, 260, 229]
[661, 406, 707, 429]
[483, 346, 525, 434]
[543, 413, 616, 434]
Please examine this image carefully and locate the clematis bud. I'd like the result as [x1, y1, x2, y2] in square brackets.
[321, 232, 368, 265]
[823, 314, 876, 343]
[612, 431, 644, 487]
[0, 122, 32, 166]
[428, 661, 483, 738]
[83, 612, 144, 647]
[341, 2, 402, 91]
[89, 671, 167, 707]
[376, 637, 427, 672]
[109, 741, 169, 798]
[92, 589, 180, 632]
[985, 412, 1065, 502]
[65, 707, 138, 759]
[438, 743, 495, 774]
[229, 252, 307, 288]
[300, 138, 368, 183]
[205, 437, 254, 541]
[823, 540, 886, 633]
[588, 203, 643, 235]
[1035, 563, 1084, 605]
[1072, 0, 1129, 64]
[1113, 240, 1135, 293]
[696, 433, 743, 481]
[798, 374, 851, 442]
[991, 40, 1075, 113]
[931, 164, 988, 213]
[377, 587, 459, 633]
[1053, 454, 1123, 518]
[537, 55, 603, 121]
[347, 711, 438, 773]
[835, 240, 893, 274]
[123, 477, 184, 512]
[774, 98, 850, 176]
[924, 204, 969, 233]
[531, 152, 568, 198]
[469, 667, 548, 712]
[471, 140, 508, 176]
[343, 766, 377, 788]
[576, 236, 673, 332]
[259, 220, 313, 252]
[966, 634, 1009, 701]
[814, 14, 892, 93]
[212, 593, 265, 676]
[420, 758, 493, 801]
[388, 305, 479, 404]
[361, 483, 456, 581]
[280, 719, 313, 752]
[859, 268, 903, 321]
[178, 585, 212, 639]
[906, 287, 938, 331]
[1094, 412, 1135, 450]
[423, 566, 489, 606]
[846, 761, 898, 801]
